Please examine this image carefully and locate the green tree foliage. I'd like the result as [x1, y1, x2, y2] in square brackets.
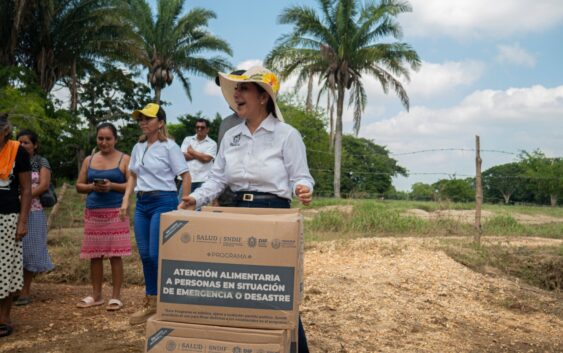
[433, 178, 474, 203]
[341, 136, 407, 197]
[278, 96, 404, 197]
[410, 182, 434, 201]
[3, 0, 135, 98]
[42, 109, 89, 181]
[167, 112, 222, 144]
[0, 66, 51, 132]
[0, 67, 85, 181]
[520, 150, 563, 207]
[125, 0, 232, 103]
[482, 162, 529, 204]
[279, 98, 333, 196]
[266, 0, 420, 197]
[79, 63, 153, 142]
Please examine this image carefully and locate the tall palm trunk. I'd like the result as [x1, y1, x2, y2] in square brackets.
[70, 58, 78, 112]
[330, 86, 336, 148]
[8, 0, 27, 65]
[333, 83, 345, 198]
[305, 72, 313, 111]
[154, 85, 161, 104]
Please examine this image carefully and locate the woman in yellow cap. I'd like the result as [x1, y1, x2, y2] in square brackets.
[122, 103, 191, 325]
[181, 66, 313, 352]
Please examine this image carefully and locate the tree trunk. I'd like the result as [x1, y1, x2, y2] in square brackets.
[154, 86, 161, 104]
[47, 182, 68, 230]
[550, 194, 557, 207]
[333, 84, 345, 198]
[7, 0, 27, 65]
[502, 192, 512, 204]
[76, 148, 85, 176]
[305, 73, 313, 112]
[70, 59, 78, 112]
[329, 88, 335, 149]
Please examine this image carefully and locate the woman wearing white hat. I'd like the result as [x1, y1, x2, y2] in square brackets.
[181, 66, 313, 352]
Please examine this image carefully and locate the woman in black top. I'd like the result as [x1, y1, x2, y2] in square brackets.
[0, 113, 32, 337]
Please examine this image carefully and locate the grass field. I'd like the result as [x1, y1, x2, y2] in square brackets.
[42, 186, 562, 292]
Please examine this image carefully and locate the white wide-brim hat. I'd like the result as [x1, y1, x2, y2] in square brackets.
[217, 65, 284, 122]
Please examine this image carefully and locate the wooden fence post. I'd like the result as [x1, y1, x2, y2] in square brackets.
[474, 136, 483, 244]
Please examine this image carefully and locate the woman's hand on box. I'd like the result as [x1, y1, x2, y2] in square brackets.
[179, 195, 197, 210]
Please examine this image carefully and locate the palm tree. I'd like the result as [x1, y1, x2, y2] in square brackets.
[266, 0, 420, 198]
[3, 0, 136, 110]
[126, 0, 232, 104]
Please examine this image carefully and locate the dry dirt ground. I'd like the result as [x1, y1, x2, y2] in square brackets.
[404, 209, 563, 225]
[1, 237, 562, 353]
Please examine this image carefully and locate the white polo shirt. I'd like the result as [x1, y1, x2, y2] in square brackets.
[191, 114, 315, 207]
[180, 135, 217, 183]
[129, 139, 188, 192]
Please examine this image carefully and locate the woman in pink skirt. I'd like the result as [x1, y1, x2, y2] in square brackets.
[75, 123, 131, 311]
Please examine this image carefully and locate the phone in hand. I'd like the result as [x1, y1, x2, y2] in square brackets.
[93, 178, 106, 184]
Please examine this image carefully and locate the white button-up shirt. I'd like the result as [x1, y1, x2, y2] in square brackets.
[129, 139, 188, 192]
[180, 135, 217, 183]
[191, 114, 314, 207]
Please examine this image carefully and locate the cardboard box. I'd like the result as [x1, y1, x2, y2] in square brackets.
[145, 317, 290, 353]
[201, 207, 305, 306]
[156, 208, 303, 329]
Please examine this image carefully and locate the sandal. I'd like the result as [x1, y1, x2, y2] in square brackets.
[0, 323, 13, 338]
[76, 296, 104, 308]
[106, 298, 123, 311]
[14, 296, 32, 306]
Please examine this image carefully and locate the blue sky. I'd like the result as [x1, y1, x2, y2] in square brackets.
[150, 0, 563, 191]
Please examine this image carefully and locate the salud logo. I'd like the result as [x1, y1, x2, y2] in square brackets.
[247, 236, 257, 248]
[165, 340, 176, 351]
[181, 233, 191, 243]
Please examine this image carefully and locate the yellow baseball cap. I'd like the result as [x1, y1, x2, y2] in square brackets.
[131, 103, 166, 121]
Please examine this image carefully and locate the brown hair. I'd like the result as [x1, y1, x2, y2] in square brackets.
[253, 83, 277, 118]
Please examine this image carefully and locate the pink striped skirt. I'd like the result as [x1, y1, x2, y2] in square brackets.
[80, 208, 131, 259]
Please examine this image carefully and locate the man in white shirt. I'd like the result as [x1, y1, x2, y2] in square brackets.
[179, 119, 217, 195]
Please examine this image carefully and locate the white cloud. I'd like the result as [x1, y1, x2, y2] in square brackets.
[278, 59, 484, 125]
[402, 60, 484, 98]
[235, 59, 263, 70]
[360, 85, 563, 190]
[496, 43, 537, 67]
[203, 59, 264, 98]
[204, 81, 222, 97]
[403, 0, 563, 38]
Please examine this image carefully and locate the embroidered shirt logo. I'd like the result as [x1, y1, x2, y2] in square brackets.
[230, 133, 242, 147]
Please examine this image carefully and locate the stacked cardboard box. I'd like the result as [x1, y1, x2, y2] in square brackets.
[145, 207, 303, 353]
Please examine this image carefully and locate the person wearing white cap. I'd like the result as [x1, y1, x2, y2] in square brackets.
[181, 66, 313, 352]
[121, 103, 191, 325]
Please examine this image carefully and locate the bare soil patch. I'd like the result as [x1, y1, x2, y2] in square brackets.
[2, 237, 561, 353]
[405, 208, 563, 225]
[302, 205, 354, 220]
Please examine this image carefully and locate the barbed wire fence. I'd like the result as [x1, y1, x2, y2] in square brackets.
[306, 135, 563, 243]
[305, 138, 561, 203]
